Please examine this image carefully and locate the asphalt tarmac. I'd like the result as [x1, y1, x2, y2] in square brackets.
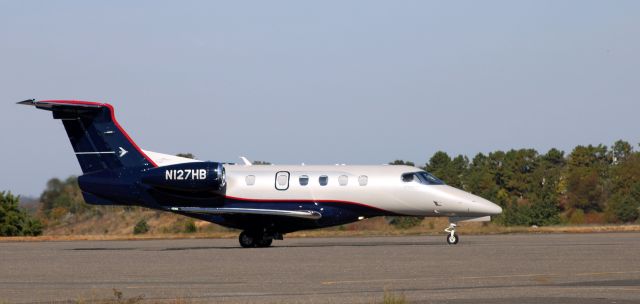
[1, 233, 639, 303]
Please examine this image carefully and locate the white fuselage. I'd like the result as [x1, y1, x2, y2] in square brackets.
[224, 164, 502, 218]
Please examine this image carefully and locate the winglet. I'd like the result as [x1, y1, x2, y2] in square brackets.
[239, 156, 252, 166]
[17, 99, 36, 106]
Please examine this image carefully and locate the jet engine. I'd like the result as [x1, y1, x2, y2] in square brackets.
[140, 162, 226, 194]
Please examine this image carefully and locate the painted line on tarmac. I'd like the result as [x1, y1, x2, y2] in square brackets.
[322, 278, 417, 285]
[463, 270, 640, 280]
[322, 270, 640, 286]
[462, 273, 558, 280]
[575, 270, 640, 276]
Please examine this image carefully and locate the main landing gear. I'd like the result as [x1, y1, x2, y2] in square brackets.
[238, 230, 282, 248]
[444, 223, 459, 245]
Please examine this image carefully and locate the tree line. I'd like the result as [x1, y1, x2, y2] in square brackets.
[391, 140, 640, 226]
[0, 192, 43, 236]
[3, 141, 639, 236]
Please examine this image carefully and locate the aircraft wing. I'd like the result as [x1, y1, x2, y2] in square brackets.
[168, 207, 322, 220]
[450, 216, 491, 222]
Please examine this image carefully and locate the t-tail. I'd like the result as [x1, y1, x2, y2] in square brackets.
[19, 99, 225, 208]
[18, 99, 157, 173]
[18, 99, 160, 206]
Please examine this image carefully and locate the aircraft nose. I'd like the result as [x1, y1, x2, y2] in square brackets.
[486, 201, 502, 215]
[431, 185, 503, 216]
[477, 198, 502, 215]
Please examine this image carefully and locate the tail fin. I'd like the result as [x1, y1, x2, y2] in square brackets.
[19, 99, 157, 173]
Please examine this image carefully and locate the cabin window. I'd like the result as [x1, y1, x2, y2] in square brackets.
[358, 175, 368, 186]
[319, 175, 329, 186]
[245, 175, 256, 186]
[338, 175, 348, 186]
[299, 175, 309, 186]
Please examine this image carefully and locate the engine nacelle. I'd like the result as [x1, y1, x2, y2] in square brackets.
[140, 162, 226, 194]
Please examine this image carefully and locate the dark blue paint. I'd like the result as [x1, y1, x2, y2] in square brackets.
[32, 100, 392, 234]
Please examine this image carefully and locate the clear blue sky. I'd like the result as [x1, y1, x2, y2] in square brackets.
[1, 1, 639, 196]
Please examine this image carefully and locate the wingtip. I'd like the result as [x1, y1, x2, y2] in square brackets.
[17, 99, 36, 106]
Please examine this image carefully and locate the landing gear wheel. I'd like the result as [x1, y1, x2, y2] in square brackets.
[257, 238, 273, 248]
[239, 231, 255, 248]
[444, 223, 459, 245]
[446, 233, 459, 245]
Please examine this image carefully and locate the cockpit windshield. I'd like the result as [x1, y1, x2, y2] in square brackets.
[401, 172, 445, 185]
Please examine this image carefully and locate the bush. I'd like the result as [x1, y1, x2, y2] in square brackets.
[184, 219, 197, 233]
[0, 191, 43, 236]
[498, 198, 560, 227]
[387, 217, 423, 229]
[526, 199, 561, 226]
[133, 219, 150, 234]
[569, 209, 585, 225]
[606, 194, 640, 223]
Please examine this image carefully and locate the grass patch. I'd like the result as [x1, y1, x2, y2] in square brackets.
[2, 216, 640, 242]
[381, 289, 407, 304]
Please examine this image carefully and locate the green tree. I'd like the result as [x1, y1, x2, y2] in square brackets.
[447, 155, 469, 189]
[501, 149, 539, 197]
[465, 153, 500, 203]
[609, 150, 640, 195]
[252, 161, 272, 165]
[525, 198, 561, 226]
[566, 145, 609, 212]
[388, 217, 423, 229]
[184, 219, 197, 233]
[133, 219, 150, 234]
[611, 140, 633, 163]
[388, 160, 415, 167]
[176, 153, 195, 159]
[0, 192, 43, 236]
[526, 149, 565, 223]
[606, 194, 640, 223]
[39, 176, 86, 217]
[426, 151, 451, 181]
[566, 168, 603, 212]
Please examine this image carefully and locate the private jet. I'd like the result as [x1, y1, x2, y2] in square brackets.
[19, 99, 502, 247]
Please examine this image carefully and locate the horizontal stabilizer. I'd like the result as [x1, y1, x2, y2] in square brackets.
[17, 99, 103, 110]
[169, 206, 322, 220]
[17, 99, 36, 106]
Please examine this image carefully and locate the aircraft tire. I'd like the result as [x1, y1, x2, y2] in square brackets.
[257, 238, 273, 248]
[446, 233, 459, 245]
[239, 231, 256, 248]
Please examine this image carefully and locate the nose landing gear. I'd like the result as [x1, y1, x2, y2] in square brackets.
[444, 223, 459, 245]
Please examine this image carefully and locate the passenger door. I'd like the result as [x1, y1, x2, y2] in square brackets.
[275, 171, 290, 190]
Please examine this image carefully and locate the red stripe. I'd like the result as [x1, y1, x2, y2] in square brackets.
[224, 195, 393, 214]
[38, 100, 158, 167]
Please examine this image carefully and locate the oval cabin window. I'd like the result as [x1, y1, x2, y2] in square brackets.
[299, 175, 309, 186]
[245, 175, 256, 186]
[319, 175, 329, 186]
[338, 175, 348, 186]
[358, 175, 368, 186]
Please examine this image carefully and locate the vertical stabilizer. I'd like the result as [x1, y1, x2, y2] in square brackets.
[19, 99, 157, 173]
